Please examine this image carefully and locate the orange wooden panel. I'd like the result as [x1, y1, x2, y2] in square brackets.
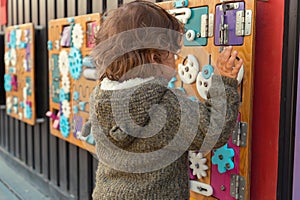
[4, 23, 36, 125]
[158, 1, 256, 199]
[48, 13, 101, 154]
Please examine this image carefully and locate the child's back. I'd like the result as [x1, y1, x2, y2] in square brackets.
[88, 1, 242, 199]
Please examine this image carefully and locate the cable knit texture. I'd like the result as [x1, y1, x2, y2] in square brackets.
[89, 75, 240, 200]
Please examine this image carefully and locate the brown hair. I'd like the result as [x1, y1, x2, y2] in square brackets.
[91, 0, 183, 81]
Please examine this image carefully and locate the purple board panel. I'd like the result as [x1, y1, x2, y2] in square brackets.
[292, 41, 300, 200]
[214, 2, 244, 46]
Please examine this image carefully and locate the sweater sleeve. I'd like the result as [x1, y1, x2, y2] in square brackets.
[189, 75, 240, 150]
[160, 75, 240, 152]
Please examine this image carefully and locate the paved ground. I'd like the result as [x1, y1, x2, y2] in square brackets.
[0, 155, 49, 200]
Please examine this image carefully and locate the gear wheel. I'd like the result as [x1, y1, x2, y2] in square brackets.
[60, 115, 70, 138]
[189, 151, 208, 179]
[58, 50, 69, 76]
[61, 76, 70, 93]
[61, 100, 71, 118]
[68, 47, 82, 80]
[10, 48, 17, 66]
[72, 24, 84, 49]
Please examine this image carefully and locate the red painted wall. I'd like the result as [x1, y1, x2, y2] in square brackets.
[251, 0, 284, 199]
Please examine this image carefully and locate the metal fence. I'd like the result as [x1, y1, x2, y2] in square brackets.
[0, 0, 162, 199]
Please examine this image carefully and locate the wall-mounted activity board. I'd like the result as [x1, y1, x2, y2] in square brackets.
[47, 14, 100, 153]
[159, 1, 255, 200]
[3, 23, 37, 125]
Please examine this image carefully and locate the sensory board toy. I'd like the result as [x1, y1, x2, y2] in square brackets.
[47, 14, 100, 153]
[3, 23, 36, 125]
[158, 1, 255, 200]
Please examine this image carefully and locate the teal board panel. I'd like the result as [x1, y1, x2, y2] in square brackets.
[184, 6, 208, 46]
[51, 54, 60, 103]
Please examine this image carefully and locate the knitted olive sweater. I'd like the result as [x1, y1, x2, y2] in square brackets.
[89, 75, 239, 200]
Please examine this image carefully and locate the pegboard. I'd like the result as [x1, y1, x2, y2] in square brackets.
[47, 14, 100, 153]
[158, 1, 256, 200]
[3, 23, 37, 125]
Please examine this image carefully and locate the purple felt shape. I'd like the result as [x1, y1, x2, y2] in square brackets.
[73, 115, 83, 138]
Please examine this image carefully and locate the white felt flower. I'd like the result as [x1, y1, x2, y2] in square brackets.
[61, 75, 70, 93]
[59, 50, 69, 76]
[62, 100, 71, 118]
[72, 24, 84, 49]
[189, 151, 208, 179]
[10, 48, 17, 66]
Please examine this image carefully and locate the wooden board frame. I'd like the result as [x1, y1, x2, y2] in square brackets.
[4, 23, 36, 125]
[158, 1, 256, 200]
[48, 14, 101, 154]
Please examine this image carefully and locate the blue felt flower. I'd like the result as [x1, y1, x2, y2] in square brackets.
[68, 47, 82, 80]
[212, 144, 235, 174]
[4, 74, 12, 92]
[25, 104, 32, 119]
[60, 115, 70, 138]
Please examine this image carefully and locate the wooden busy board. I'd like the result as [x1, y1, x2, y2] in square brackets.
[4, 23, 36, 125]
[48, 14, 100, 153]
[158, 1, 255, 200]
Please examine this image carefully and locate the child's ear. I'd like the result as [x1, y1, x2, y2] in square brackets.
[149, 52, 161, 63]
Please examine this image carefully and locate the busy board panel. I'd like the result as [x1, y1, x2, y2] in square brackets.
[47, 14, 100, 153]
[4, 23, 36, 125]
[158, 1, 256, 199]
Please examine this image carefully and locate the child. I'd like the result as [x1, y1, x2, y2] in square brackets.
[87, 1, 243, 199]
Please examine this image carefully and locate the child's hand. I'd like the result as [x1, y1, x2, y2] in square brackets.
[215, 46, 243, 79]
